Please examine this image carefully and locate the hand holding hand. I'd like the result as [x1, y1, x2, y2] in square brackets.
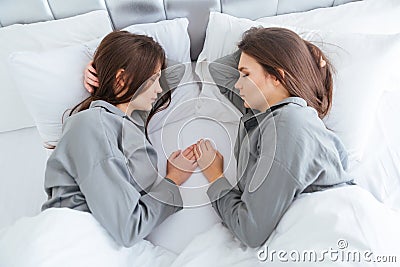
[194, 139, 224, 183]
[84, 60, 99, 93]
[166, 145, 198, 186]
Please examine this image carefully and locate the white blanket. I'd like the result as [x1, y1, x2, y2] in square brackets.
[1, 186, 399, 267]
[172, 185, 400, 266]
[0, 208, 176, 267]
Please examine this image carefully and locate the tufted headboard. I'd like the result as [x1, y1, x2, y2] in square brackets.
[0, 0, 361, 60]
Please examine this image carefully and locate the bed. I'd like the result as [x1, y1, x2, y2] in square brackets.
[1, 0, 400, 266]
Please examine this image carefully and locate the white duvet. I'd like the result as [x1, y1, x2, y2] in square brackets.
[1, 185, 399, 267]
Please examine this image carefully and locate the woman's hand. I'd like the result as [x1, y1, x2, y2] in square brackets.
[84, 60, 99, 93]
[166, 145, 198, 186]
[194, 139, 224, 183]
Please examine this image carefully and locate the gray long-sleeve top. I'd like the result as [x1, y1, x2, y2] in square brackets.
[206, 50, 354, 248]
[42, 100, 183, 247]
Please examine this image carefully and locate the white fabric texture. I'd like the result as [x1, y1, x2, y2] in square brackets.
[2, 186, 400, 267]
[123, 18, 191, 64]
[123, 18, 200, 133]
[349, 91, 400, 210]
[0, 208, 176, 267]
[146, 114, 239, 254]
[0, 10, 113, 133]
[8, 18, 196, 146]
[1, 1, 400, 265]
[195, 11, 400, 166]
[0, 127, 47, 230]
[171, 185, 400, 267]
[257, 0, 400, 37]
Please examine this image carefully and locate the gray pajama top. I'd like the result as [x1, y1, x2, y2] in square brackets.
[206, 50, 354, 248]
[42, 100, 183, 247]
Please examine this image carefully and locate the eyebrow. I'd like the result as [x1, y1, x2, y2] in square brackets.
[238, 67, 248, 71]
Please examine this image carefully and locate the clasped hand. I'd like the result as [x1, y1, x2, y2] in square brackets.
[83, 61, 224, 186]
[166, 139, 224, 185]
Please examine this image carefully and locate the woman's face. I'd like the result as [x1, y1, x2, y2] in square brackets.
[130, 67, 163, 111]
[234, 52, 286, 112]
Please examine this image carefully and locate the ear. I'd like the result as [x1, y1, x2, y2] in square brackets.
[277, 68, 285, 80]
[115, 69, 126, 88]
[270, 68, 285, 87]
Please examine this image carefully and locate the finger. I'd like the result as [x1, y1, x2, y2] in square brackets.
[86, 78, 99, 88]
[85, 75, 99, 89]
[193, 145, 201, 159]
[89, 80, 99, 87]
[199, 140, 208, 152]
[205, 140, 213, 151]
[191, 159, 198, 168]
[88, 62, 97, 75]
[86, 71, 99, 84]
[195, 141, 201, 153]
[175, 150, 182, 158]
[183, 147, 194, 158]
[216, 150, 224, 159]
[182, 146, 193, 157]
[84, 83, 94, 93]
[169, 150, 181, 160]
[188, 151, 196, 160]
[196, 143, 203, 156]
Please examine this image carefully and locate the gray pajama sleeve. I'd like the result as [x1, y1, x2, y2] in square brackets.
[208, 50, 247, 114]
[160, 58, 186, 93]
[79, 156, 182, 247]
[79, 157, 182, 247]
[207, 159, 304, 248]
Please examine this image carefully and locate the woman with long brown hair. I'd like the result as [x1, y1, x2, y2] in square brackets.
[194, 27, 354, 248]
[42, 31, 197, 247]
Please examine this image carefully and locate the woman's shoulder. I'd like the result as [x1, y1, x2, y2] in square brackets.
[63, 106, 149, 153]
[278, 100, 322, 129]
[59, 108, 120, 156]
[261, 100, 328, 151]
[63, 108, 106, 138]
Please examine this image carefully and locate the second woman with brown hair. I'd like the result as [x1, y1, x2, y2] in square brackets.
[194, 27, 355, 248]
[42, 31, 197, 247]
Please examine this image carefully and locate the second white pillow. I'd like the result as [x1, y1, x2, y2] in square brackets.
[9, 18, 196, 148]
[195, 12, 400, 166]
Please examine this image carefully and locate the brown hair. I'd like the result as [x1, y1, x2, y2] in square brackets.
[69, 31, 170, 141]
[238, 27, 333, 118]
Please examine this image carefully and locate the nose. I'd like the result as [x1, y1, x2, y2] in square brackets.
[155, 80, 163, 94]
[234, 76, 242, 92]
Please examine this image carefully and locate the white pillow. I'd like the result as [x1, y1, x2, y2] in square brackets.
[195, 12, 400, 166]
[123, 18, 199, 133]
[9, 42, 94, 147]
[9, 18, 196, 147]
[123, 18, 191, 63]
[257, 0, 400, 36]
[0, 10, 113, 133]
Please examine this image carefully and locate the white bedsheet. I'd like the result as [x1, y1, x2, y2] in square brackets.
[1, 185, 399, 267]
[0, 208, 176, 267]
[171, 185, 400, 267]
[0, 127, 47, 230]
[349, 91, 400, 210]
[146, 112, 240, 253]
[1, 88, 399, 265]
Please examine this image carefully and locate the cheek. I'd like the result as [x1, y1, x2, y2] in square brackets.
[244, 77, 263, 97]
[142, 87, 154, 99]
[242, 78, 253, 93]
